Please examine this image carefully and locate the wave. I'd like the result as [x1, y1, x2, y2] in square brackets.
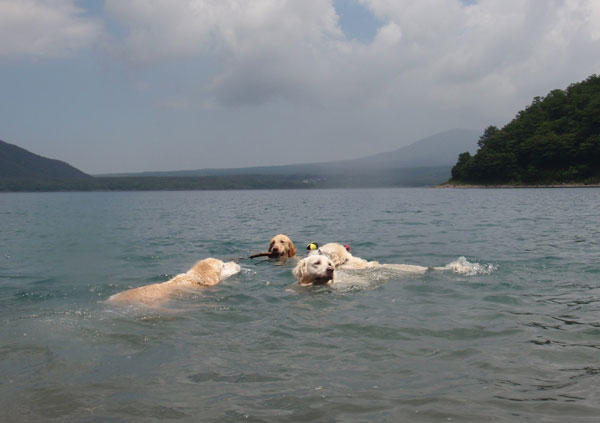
[436, 256, 497, 276]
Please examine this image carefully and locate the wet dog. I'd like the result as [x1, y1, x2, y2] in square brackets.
[311, 243, 429, 273]
[267, 234, 297, 258]
[106, 258, 241, 306]
[292, 255, 335, 286]
[309, 242, 378, 269]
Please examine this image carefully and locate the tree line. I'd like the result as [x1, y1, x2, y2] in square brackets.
[450, 74, 600, 185]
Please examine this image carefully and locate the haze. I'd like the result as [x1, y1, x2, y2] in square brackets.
[1, 0, 599, 174]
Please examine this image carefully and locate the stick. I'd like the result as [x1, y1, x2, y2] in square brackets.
[248, 252, 273, 259]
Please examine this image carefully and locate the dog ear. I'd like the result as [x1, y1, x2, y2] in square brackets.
[288, 241, 297, 257]
[292, 260, 306, 281]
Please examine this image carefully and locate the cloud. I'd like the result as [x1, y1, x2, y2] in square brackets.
[103, 0, 600, 119]
[105, 0, 344, 107]
[4, 0, 599, 113]
[6, 0, 597, 169]
[0, 0, 102, 57]
[104, 0, 215, 63]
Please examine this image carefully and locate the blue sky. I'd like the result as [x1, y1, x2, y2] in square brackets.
[1, 0, 599, 174]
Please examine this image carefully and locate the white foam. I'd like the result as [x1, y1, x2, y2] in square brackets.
[333, 269, 376, 287]
[436, 257, 497, 276]
[331, 267, 423, 291]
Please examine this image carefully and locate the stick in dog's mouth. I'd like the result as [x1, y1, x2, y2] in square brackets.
[248, 251, 274, 259]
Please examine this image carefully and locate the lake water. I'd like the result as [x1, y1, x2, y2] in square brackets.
[1, 188, 599, 422]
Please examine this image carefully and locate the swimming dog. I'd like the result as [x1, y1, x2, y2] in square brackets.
[106, 258, 241, 306]
[292, 255, 336, 286]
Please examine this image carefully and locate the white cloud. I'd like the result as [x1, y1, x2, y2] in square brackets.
[105, 0, 341, 61]
[104, 0, 214, 62]
[104, 0, 600, 117]
[0, 0, 102, 57]
[350, 0, 600, 122]
[373, 22, 401, 47]
[104, 0, 344, 106]
[4, 0, 599, 114]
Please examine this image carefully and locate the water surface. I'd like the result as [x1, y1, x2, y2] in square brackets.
[1, 188, 599, 422]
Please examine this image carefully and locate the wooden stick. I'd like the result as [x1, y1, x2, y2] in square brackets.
[248, 251, 273, 259]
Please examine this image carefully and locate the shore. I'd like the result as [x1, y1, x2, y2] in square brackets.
[437, 183, 600, 189]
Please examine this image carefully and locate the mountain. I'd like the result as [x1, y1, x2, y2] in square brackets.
[1, 128, 481, 191]
[0, 139, 90, 179]
[347, 128, 480, 168]
[99, 128, 480, 177]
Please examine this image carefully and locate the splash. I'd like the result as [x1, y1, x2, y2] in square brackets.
[437, 257, 497, 276]
[329, 266, 426, 292]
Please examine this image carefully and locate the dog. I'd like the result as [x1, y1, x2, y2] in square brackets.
[292, 255, 335, 286]
[106, 258, 241, 306]
[267, 234, 297, 258]
[311, 243, 429, 274]
[309, 243, 378, 269]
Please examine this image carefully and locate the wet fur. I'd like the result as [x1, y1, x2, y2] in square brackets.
[292, 255, 335, 286]
[268, 234, 297, 258]
[310, 243, 378, 269]
[312, 243, 428, 274]
[106, 258, 240, 306]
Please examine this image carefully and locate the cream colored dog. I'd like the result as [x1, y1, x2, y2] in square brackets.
[310, 243, 378, 269]
[311, 243, 429, 274]
[267, 234, 297, 258]
[292, 255, 336, 286]
[106, 258, 241, 306]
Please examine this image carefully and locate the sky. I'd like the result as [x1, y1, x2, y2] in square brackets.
[1, 0, 599, 174]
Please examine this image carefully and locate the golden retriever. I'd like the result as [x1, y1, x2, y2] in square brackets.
[106, 258, 241, 306]
[267, 234, 297, 258]
[292, 255, 336, 286]
[311, 243, 429, 273]
[309, 243, 378, 269]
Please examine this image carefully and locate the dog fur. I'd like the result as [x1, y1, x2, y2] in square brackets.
[309, 243, 378, 269]
[311, 243, 429, 274]
[106, 258, 241, 306]
[292, 255, 335, 286]
[267, 234, 297, 258]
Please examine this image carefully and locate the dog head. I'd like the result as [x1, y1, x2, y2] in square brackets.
[292, 255, 335, 286]
[189, 258, 241, 286]
[268, 234, 297, 258]
[308, 243, 352, 268]
[220, 260, 242, 280]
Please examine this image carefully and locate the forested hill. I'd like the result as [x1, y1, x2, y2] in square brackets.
[0, 139, 91, 179]
[449, 74, 600, 185]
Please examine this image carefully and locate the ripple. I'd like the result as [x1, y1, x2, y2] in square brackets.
[188, 372, 283, 384]
[2, 189, 600, 422]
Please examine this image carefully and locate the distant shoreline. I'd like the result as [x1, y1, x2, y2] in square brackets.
[437, 183, 600, 189]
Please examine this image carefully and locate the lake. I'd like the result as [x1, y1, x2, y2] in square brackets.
[1, 188, 599, 422]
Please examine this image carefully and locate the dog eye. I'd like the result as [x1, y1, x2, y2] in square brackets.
[315, 260, 321, 265]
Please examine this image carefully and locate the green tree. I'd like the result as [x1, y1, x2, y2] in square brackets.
[477, 126, 499, 149]
[451, 152, 473, 181]
[448, 74, 600, 185]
